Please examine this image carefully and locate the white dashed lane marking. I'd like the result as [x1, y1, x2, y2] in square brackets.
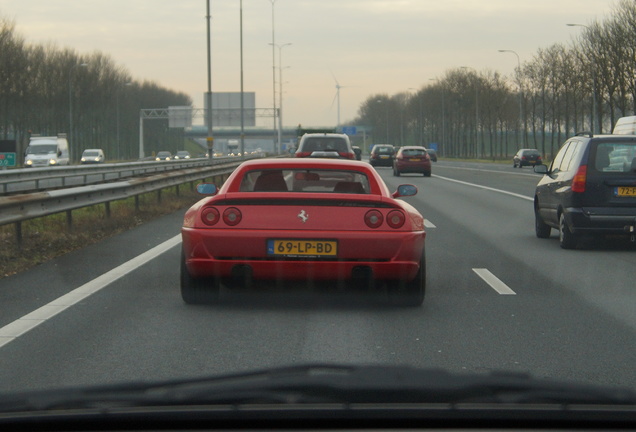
[472, 268, 517, 295]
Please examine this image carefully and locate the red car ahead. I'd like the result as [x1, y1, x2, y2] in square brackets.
[393, 146, 432, 177]
[181, 158, 426, 306]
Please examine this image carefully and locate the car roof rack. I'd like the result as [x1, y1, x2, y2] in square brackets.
[574, 131, 593, 137]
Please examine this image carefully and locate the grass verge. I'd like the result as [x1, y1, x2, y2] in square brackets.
[0, 186, 201, 280]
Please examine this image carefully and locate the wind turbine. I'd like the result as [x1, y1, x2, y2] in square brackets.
[330, 72, 346, 127]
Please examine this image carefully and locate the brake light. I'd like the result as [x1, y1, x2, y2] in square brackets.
[223, 207, 242, 226]
[339, 152, 355, 159]
[571, 165, 587, 193]
[295, 152, 311, 157]
[386, 210, 406, 229]
[364, 210, 383, 228]
[201, 207, 220, 226]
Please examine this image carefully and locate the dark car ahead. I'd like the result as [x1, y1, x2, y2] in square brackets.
[155, 151, 172, 161]
[352, 145, 362, 160]
[534, 132, 636, 249]
[393, 146, 432, 177]
[426, 148, 438, 162]
[513, 148, 542, 168]
[369, 144, 396, 167]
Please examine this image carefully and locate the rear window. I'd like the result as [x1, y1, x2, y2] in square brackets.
[402, 149, 426, 157]
[375, 146, 394, 154]
[593, 142, 636, 173]
[301, 138, 348, 153]
[240, 169, 371, 194]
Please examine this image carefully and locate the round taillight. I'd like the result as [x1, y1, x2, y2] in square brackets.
[223, 207, 242, 226]
[386, 210, 406, 229]
[364, 210, 383, 229]
[201, 207, 220, 226]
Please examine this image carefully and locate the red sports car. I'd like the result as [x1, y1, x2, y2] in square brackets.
[181, 158, 426, 306]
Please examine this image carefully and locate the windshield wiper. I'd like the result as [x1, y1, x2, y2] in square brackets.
[1, 364, 635, 412]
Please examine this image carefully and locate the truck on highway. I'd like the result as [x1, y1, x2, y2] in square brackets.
[24, 134, 70, 167]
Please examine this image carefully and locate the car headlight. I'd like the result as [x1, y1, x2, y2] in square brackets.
[155, 157, 160, 161]
[81, 158, 86, 162]
[25, 160, 33, 166]
[49, 159, 57, 165]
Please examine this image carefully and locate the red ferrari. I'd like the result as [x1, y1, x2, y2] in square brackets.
[181, 158, 426, 306]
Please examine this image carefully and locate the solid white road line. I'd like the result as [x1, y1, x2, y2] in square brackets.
[472, 268, 517, 295]
[424, 219, 436, 228]
[0, 234, 182, 349]
[433, 174, 534, 202]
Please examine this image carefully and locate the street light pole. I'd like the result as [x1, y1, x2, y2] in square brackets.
[68, 62, 88, 162]
[408, 87, 422, 145]
[461, 66, 479, 157]
[269, 43, 291, 154]
[498, 49, 525, 148]
[269, 0, 278, 153]
[116, 81, 132, 161]
[240, 0, 245, 157]
[567, 23, 597, 134]
[205, 0, 214, 161]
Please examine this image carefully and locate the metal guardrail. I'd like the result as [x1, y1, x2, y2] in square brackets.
[0, 161, 241, 228]
[0, 156, 240, 194]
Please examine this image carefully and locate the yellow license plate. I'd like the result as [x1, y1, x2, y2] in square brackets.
[380, 155, 389, 159]
[409, 158, 421, 162]
[267, 239, 338, 257]
[616, 186, 636, 196]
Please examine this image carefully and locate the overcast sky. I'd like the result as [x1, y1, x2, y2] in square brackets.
[0, 0, 617, 128]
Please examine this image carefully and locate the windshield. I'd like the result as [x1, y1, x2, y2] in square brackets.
[1, 0, 636, 422]
[594, 142, 636, 172]
[239, 169, 371, 193]
[26, 144, 57, 155]
[401, 148, 426, 157]
[301, 138, 349, 152]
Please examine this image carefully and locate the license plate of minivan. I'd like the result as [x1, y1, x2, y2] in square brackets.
[616, 186, 636, 196]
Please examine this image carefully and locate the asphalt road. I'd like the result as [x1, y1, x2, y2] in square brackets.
[0, 160, 635, 394]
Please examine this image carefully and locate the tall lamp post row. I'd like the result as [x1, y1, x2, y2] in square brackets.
[68, 62, 88, 162]
[270, 42, 291, 154]
[567, 23, 596, 134]
[498, 49, 526, 148]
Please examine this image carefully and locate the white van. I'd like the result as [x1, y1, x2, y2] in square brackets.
[24, 134, 70, 167]
[612, 116, 636, 135]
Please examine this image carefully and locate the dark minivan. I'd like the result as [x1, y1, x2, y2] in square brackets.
[534, 132, 636, 249]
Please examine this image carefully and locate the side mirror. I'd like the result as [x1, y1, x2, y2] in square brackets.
[196, 183, 218, 196]
[58, 150, 62, 157]
[534, 164, 548, 175]
[392, 184, 417, 198]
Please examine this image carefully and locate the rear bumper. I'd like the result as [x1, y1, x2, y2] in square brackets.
[370, 158, 393, 166]
[396, 161, 431, 173]
[182, 228, 425, 282]
[565, 207, 636, 234]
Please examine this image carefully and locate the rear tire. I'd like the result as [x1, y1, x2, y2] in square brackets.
[424, 170, 431, 177]
[181, 250, 220, 304]
[559, 213, 579, 249]
[535, 208, 551, 238]
[388, 250, 425, 307]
